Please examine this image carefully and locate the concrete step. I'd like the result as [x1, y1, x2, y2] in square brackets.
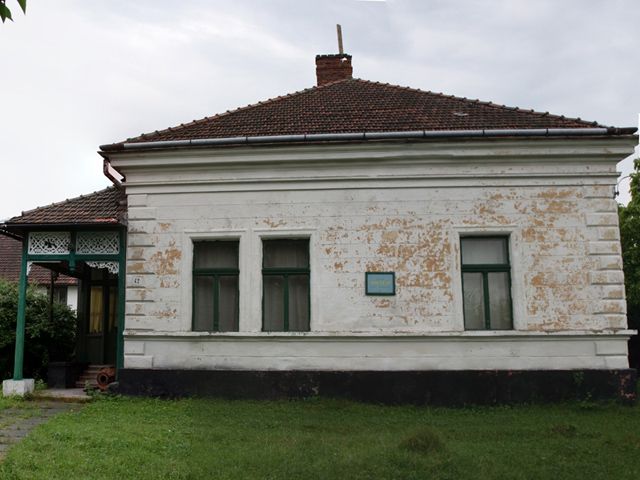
[34, 388, 92, 403]
[74, 364, 115, 389]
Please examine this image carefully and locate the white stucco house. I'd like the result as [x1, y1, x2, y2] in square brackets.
[4, 53, 638, 402]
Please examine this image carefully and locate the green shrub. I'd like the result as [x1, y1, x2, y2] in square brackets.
[0, 279, 76, 380]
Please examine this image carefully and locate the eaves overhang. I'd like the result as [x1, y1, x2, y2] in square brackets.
[99, 127, 638, 154]
[0, 222, 125, 239]
[0, 228, 23, 241]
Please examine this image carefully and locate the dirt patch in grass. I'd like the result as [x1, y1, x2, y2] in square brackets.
[549, 423, 578, 438]
[400, 427, 446, 455]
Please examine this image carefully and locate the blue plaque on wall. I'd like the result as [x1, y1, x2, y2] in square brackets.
[365, 272, 395, 296]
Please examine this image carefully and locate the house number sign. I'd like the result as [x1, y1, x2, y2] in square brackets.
[365, 272, 395, 296]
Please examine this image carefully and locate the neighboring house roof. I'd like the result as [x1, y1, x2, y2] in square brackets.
[103, 77, 622, 150]
[0, 235, 77, 286]
[3, 187, 126, 227]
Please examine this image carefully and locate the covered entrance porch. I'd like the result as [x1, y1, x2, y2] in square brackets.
[1, 188, 126, 396]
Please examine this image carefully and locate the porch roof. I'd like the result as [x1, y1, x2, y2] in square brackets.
[1, 187, 126, 232]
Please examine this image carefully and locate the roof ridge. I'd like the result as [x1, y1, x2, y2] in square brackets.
[351, 78, 604, 127]
[127, 78, 356, 144]
[14, 186, 116, 219]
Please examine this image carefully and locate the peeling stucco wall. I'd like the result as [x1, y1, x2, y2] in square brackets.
[111, 139, 635, 370]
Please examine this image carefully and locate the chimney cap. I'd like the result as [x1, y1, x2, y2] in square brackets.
[315, 53, 352, 60]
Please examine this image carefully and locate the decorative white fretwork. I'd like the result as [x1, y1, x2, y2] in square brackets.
[86, 261, 119, 274]
[26, 262, 32, 275]
[76, 231, 120, 255]
[28, 232, 71, 255]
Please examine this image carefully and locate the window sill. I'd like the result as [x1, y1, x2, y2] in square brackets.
[123, 329, 637, 339]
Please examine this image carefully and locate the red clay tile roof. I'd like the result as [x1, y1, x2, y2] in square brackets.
[0, 235, 77, 286]
[115, 78, 605, 145]
[3, 187, 126, 226]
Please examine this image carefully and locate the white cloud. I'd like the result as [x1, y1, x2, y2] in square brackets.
[0, 0, 638, 218]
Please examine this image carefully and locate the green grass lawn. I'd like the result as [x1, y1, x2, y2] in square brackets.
[1, 395, 639, 479]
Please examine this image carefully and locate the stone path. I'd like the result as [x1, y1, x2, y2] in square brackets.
[0, 401, 81, 461]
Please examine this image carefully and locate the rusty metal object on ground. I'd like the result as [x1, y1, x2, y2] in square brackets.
[96, 367, 116, 391]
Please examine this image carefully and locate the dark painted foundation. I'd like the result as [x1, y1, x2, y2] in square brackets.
[115, 368, 637, 405]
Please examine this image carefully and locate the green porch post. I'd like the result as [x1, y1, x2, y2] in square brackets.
[13, 239, 29, 380]
[116, 228, 126, 376]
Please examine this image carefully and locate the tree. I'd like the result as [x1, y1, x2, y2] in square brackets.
[0, 279, 76, 380]
[619, 158, 640, 368]
[0, 0, 26, 23]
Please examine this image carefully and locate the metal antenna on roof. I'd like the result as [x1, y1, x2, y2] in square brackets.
[336, 24, 344, 54]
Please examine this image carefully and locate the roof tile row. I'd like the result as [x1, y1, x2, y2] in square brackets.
[4, 187, 126, 226]
[114, 78, 605, 146]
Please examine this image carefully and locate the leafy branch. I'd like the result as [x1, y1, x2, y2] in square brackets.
[0, 0, 26, 23]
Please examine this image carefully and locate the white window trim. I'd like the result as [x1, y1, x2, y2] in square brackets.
[451, 225, 524, 331]
[181, 230, 248, 332]
[181, 228, 318, 334]
[253, 228, 317, 333]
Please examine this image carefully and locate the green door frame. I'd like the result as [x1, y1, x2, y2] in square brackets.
[12, 227, 126, 380]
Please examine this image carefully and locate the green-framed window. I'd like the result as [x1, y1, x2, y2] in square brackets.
[262, 239, 310, 332]
[461, 236, 513, 330]
[192, 240, 239, 332]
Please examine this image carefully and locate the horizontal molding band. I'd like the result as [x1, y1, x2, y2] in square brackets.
[123, 330, 636, 340]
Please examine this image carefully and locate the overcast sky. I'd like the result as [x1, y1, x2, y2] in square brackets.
[0, 0, 638, 220]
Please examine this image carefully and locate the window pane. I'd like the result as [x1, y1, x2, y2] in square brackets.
[463, 272, 485, 329]
[89, 286, 103, 334]
[489, 272, 512, 329]
[194, 276, 214, 331]
[263, 275, 285, 331]
[263, 240, 309, 268]
[194, 241, 238, 269]
[218, 275, 239, 331]
[461, 237, 508, 265]
[288, 274, 310, 331]
[53, 287, 67, 304]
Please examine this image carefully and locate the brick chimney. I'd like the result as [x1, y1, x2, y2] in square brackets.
[315, 54, 353, 86]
